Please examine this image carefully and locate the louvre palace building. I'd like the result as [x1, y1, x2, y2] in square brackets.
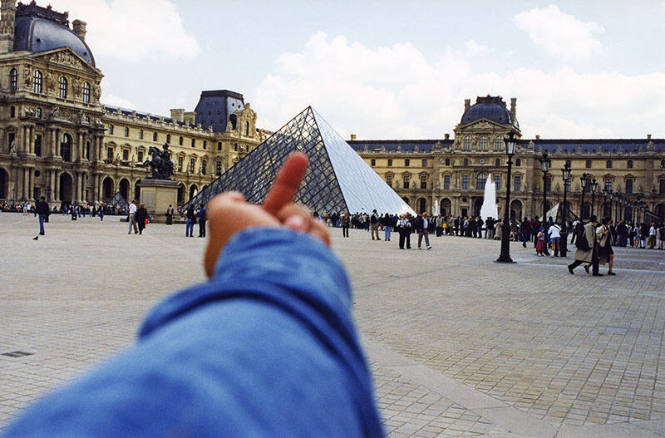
[1, 1, 664, 223]
[0, 1, 265, 209]
[349, 96, 665, 222]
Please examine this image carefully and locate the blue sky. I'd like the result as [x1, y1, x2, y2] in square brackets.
[46, 0, 665, 139]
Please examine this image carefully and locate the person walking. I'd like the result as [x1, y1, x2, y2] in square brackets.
[136, 204, 148, 235]
[397, 214, 412, 249]
[415, 213, 432, 250]
[35, 196, 49, 236]
[166, 205, 174, 225]
[383, 213, 393, 241]
[185, 205, 195, 237]
[568, 216, 600, 275]
[597, 217, 616, 275]
[535, 227, 546, 256]
[198, 205, 207, 238]
[341, 211, 350, 237]
[99, 204, 105, 221]
[548, 222, 561, 257]
[128, 200, 138, 234]
[370, 209, 380, 240]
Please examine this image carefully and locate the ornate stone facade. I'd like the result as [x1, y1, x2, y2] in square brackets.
[351, 96, 665, 222]
[0, 1, 265, 208]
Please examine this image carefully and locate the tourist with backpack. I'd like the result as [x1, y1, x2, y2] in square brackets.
[568, 216, 602, 276]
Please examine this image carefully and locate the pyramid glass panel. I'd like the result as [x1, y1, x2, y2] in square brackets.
[183, 107, 413, 216]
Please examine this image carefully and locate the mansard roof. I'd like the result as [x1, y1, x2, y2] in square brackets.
[348, 139, 452, 153]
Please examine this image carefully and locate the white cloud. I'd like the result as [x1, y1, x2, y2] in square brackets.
[43, 0, 200, 62]
[464, 40, 488, 57]
[253, 33, 665, 140]
[514, 5, 604, 63]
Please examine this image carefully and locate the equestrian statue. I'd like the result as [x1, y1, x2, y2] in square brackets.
[142, 143, 174, 179]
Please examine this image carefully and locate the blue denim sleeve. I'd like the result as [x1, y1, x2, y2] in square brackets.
[2, 228, 385, 438]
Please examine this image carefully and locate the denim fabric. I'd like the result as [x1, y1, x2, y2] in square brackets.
[2, 228, 384, 438]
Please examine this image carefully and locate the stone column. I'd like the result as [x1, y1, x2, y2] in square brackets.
[54, 171, 60, 202]
[28, 168, 34, 200]
[23, 167, 29, 200]
[49, 170, 55, 201]
[55, 129, 60, 157]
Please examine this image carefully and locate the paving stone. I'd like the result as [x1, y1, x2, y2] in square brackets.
[2, 214, 665, 437]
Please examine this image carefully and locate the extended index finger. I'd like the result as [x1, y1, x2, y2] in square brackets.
[262, 152, 309, 216]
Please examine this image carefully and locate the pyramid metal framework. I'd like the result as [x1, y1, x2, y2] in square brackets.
[108, 191, 128, 210]
[184, 107, 413, 215]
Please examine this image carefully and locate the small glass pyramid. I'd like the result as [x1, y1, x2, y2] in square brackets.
[184, 106, 413, 215]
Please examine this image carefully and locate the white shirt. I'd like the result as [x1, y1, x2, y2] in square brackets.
[548, 224, 561, 238]
[129, 203, 137, 214]
[422, 218, 428, 229]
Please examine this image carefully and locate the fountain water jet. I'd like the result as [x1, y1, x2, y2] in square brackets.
[480, 174, 498, 221]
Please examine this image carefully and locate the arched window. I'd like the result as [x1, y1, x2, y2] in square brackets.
[476, 173, 487, 190]
[463, 158, 469, 166]
[61, 134, 72, 162]
[33, 70, 42, 94]
[627, 160, 633, 169]
[515, 158, 521, 167]
[420, 174, 427, 189]
[245, 121, 249, 136]
[58, 76, 67, 98]
[495, 158, 501, 167]
[201, 160, 207, 175]
[479, 136, 488, 150]
[9, 68, 17, 92]
[82, 82, 90, 103]
[445, 158, 450, 166]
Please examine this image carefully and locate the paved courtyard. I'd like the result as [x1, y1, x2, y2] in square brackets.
[1, 213, 665, 437]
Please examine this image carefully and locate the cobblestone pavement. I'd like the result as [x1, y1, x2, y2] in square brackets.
[2, 213, 665, 437]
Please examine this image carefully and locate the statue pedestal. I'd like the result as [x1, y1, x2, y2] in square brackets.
[139, 178, 179, 223]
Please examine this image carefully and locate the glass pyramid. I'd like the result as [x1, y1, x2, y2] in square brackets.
[184, 106, 413, 215]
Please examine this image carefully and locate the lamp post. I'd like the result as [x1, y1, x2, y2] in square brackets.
[540, 152, 551, 223]
[539, 152, 551, 255]
[560, 162, 572, 257]
[580, 173, 590, 219]
[497, 131, 516, 263]
[590, 178, 598, 217]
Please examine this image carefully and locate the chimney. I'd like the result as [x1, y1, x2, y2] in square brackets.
[510, 97, 517, 121]
[464, 99, 471, 111]
[72, 19, 87, 41]
[170, 109, 185, 122]
[647, 134, 652, 140]
[0, 0, 17, 54]
[184, 112, 196, 124]
[535, 135, 540, 140]
[444, 133, 450, 140]
[350, 134, 357, 141]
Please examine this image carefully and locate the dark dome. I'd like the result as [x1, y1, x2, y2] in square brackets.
[461, 96, 514, 126]
[13, 16, 95, 67]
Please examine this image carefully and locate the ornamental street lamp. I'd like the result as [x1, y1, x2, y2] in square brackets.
[497, 131, 517, 263]
[560, 162, 572, 257]
[540, 152, 551, 255]
[580, 173, 590, 219]
[602, 186, 611, 220]
[590, 178, 598, 217]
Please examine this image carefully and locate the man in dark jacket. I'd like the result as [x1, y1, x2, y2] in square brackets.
[36, 196, 49, 236]
[198, 205, 207, 238]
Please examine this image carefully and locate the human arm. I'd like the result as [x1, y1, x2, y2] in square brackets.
[3, 154, 383, 438]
